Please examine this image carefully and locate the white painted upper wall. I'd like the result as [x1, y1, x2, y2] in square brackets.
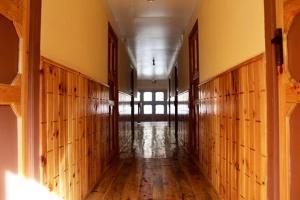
[198, 0, 265, 82]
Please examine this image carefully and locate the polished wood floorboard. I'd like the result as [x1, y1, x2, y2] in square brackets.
[86, 122, 219, 200]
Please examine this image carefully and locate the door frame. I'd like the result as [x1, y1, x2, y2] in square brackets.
[29, 0, 42, 180]
[174, 66, 178, 143]
[264, 0, 279, 199]
[108, 23, 119, 157]
[168, 78, 171, 127]
[188, 21, 199, 155]
[130, 68, 135, 145]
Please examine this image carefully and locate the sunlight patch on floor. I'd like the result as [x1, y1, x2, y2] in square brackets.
[6, 171, 62, 200]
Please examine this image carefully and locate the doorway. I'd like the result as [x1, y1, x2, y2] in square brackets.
[108, 24, 119, 158]
[188, 21, 200, 158]
[267, 0, 300, 199]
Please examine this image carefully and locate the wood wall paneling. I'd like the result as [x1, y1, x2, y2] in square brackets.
[195, 55, 267, 200]
[40, 58, 114, 200]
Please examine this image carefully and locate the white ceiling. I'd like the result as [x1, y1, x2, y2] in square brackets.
[106, 0, 198, 80]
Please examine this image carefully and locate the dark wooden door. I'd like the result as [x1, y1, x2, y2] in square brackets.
[189, 21, 199, 158]
[131, 68, 135, 146]
[174, 66, 179, 143]
[108, 24, 119, 158]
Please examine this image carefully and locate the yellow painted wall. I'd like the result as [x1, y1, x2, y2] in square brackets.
[178, 44, 189, 92]
[137, 80, 169, 91]
[118, 44, 134, 95]
[177, 37, 190, 93]
[178, 0, 265, 86]
[198, 0, 265, 82]
[177, 5, 199, 93]
[41, 0, 134, 88]
[41, 0, 109, 84]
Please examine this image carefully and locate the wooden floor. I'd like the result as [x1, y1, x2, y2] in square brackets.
[86, 122, 219, 200]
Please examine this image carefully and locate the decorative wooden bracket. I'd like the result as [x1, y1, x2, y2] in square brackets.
[0, 84, 21, 104]
[0, 75, 22, 117]
[0, 0, 23, 26]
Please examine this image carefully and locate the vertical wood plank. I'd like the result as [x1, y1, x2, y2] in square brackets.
[40, 58, 113, 200]
[197, 55, 267, 200]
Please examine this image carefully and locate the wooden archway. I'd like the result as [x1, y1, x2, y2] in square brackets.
[0, 0, 30, 178]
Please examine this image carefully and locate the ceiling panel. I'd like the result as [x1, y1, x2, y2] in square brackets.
[107, 0, 198, 80]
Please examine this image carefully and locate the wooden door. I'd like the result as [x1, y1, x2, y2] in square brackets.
[108, 24, 119, 158]
[174, 67, 179, 143]
[0, 0, 31, 197]
[131, 68, 135, 146]
[169, 78, 171, 127]
[189, 21, 199, 157]
[275, 1, 300, 199]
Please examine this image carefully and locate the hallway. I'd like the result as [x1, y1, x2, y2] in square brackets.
[86, 122, 219, 200]
[1, 0, 295, 199]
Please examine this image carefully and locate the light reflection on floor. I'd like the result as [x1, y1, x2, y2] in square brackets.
[86, 121, 220, 200]
[5, 171, 62, 200]
[121, 122, 178, 159]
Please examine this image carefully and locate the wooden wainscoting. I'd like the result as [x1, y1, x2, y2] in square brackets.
[197, 54, 267, 200]
[40, 58, 115, 200]
[118, 92, 132, 152]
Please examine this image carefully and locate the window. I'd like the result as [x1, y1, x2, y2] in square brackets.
[155, 105, 164, 114]
[170, 104, 175, 114]
[143, 105, 152, 114]
[178, 104, 189, 115]
[134, 104, 139, 115]
[143, 92, 152, 101]
[135, 91, 167, 117]
[155, 92, 164, 101]
[134, 92, 141, 102]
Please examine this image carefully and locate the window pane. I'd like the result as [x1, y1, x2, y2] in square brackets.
[126, 105, 131, 115]
[143, 92, 152, 101]
[178, 104, 189, 115]
[134, 92, 140, 102]
[171, 104, 175, 114]
[134, 104, 139, 115]
[155, 92, 164, 101]
[155, 105, 164, 114]
[143, 105, 152, 114]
